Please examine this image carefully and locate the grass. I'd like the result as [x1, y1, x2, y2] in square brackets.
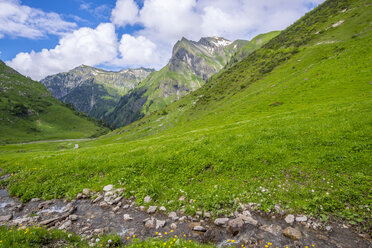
[0, 226, 213, 248]
[0, 0, 371, 236]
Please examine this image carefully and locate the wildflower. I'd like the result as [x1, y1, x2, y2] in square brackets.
[265, 246, 269, 248]
[133, 235, 135, 238]
[165, 232, 167, 235]
[268, 242, 272, 245]
[171, 230, 174, 233]
[127, 237, 130, 240]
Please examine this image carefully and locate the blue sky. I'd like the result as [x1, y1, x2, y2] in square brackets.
[0, 0, 325, 80]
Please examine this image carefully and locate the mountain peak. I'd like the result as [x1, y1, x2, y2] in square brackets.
[198, 37, 232, 48]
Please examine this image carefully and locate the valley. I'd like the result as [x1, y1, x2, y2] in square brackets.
[0, 0, 371, 247]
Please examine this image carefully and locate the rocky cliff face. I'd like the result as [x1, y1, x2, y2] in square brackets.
[105, 37, 248, 128]
[40, 65, 153, 120]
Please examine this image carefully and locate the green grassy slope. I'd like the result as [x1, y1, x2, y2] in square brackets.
[0, 0, 371, 232]
[0, 61, 109, 144]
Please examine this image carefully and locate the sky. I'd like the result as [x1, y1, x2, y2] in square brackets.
[0, 0, 326, 81]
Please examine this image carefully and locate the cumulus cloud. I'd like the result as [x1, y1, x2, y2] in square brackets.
[111, 0, 139, 26]
[0, 0, 76, 39]
[7, 23, 118, 80]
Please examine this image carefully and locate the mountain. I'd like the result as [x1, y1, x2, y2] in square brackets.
[105, 37, 249, 128]
[40, 65, 153, 120]
[0, 60, 109, 144]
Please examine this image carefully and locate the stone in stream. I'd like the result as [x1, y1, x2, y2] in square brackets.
[238, 214, 258, 226]
[59, 220, 72, 230]
[0, 214, 13, 222]
[227, 217, 245, 236]
[145, 218, 155, 229]
[156, 220, 166, 229]
[99, 201, 109, 208]
[193, 226, 207, 232]
[296, 215, 308, 222]
[144, 195, 152, 203]
[168, 212, 178, 221]
[283, 227, 302, 240]
[103, 185, 114, 192]
[285, 214, 295, 224]
[147, 206, 157, 214]
[214, 218, 229, 226]
[260, 224, 283, 236]
[69, 215, 78, 221]
[123, 214, 133, 221]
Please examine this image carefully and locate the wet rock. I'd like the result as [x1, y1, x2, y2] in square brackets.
[83, 189, 90, 195]
[296, 215, 307, 222]
[99, 201, 109, 208]
[170, 223, 177, 230]
[203, 229, 223, 243]
[69, 215, 78, 221]
[103, 185, 114, 192]
[239, 215, 258, 226]
[59, 220, 72, 230]
[159, 206, 166, 211]
[156, 220, 166, 229]
[260, 224, 282, 236]
[144, 195, 152, 203]
[168, 212, 178, 221]
[92, 195, 103, 204]
[285, 214, 295, 224]
[214, 218, 229, 226]
[188, 222, 201, 229]
[227, 217, 245, 236]
[147, 206, 157, 214]
[196, 211, 202, 216]
[38, 200, 53, 209]
[193, 226, 207, 232]
[283, 227, 302, 240]
[325, 226, 332, 232]
[145, 218, 155, 229]
[123, 214, 133, 221]
[0, 214, 13, 222]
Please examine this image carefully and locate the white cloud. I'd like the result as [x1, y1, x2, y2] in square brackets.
[115, 34, 160, 67]
[6, 23, 118, 80]
[0, 0, 76, 39]
[111, 0, 139, 26]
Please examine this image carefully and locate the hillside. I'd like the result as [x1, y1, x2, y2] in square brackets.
[1, 0, 371, 243]
[0, 61, 109, 144]
[40, 65, 153, 120]
[105, 37, 248, 128]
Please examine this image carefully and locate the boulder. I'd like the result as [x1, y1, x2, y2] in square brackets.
[103, 185, 114, 192]
[214, 218, 229, 226]
[260, 224, 282, 236]
[156, 220, 166, 229]
[168, 212, 178, 221]
[285, 214, 295, 224]
[193, 226, 207, 232]
[147, 206, 157, 214]
[123, 214, 133, 221]
[295, 215, 307, 222]
[0, 214, 13, 222]
[145, 218, 155, 229]
[283, 227, 302, 240]
[227, 217, 245, 236]
[69, 215, 78, 221]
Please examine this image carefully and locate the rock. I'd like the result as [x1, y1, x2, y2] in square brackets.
[59, 220, 72, 230]
[76, 193, 83, 199]
[38, 200, 53, 209]
[93, 195, 103, 203]
[285, 214, 295, 224]
[74, 144, 79, 149]
[188, 222, 201, 229]
[193, 226, 207, 232]
[103, 185, 114, 192]
[0, 214, 13, 222]
[179, 195, 186, 201]
[325, 226, 332, 232]
[227, 217, 245, 236]
[113, 206, 120, 212]
[296, 215, 307, 222]
[144, 195, 152, 203]
[168, 212, 179, 221]
[83, 189, 90, 195]
[123, 204, 130, 209]
[242, 210, 251, 217]
[159, 206, 167, 211]
[283, 227, 302, 240]
[69, 215, 78, 221]
[274, 204, 281, 212]
[31, 198, 40, 202]
[260, 224, 282, 236]
[139, 206, 146, 211]
[147, 206, 157, 214]
[196, 211, 202, 216]
[94, 228, 105, 235]
[204, 229, 224, 243]
[204, 212, 211, 218]
[170, 223, 177, 230]
[99, 201, 109, 208]
[179, 216, 187, 222]
[156, 220, 166, 229]
[239, 215, 258, 226]
[112, 196, 122, 204]
[123, 214, 133, 221]
[214, 218, 229, 226]
[145, 218, 155, 229]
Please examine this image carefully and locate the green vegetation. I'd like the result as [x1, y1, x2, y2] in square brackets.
[0, 226, 212, 248]
[0, 0, 371, 236]
[0, 61, 109, 144]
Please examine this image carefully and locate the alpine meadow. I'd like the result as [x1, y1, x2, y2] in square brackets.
[0, 0, 371, 247]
